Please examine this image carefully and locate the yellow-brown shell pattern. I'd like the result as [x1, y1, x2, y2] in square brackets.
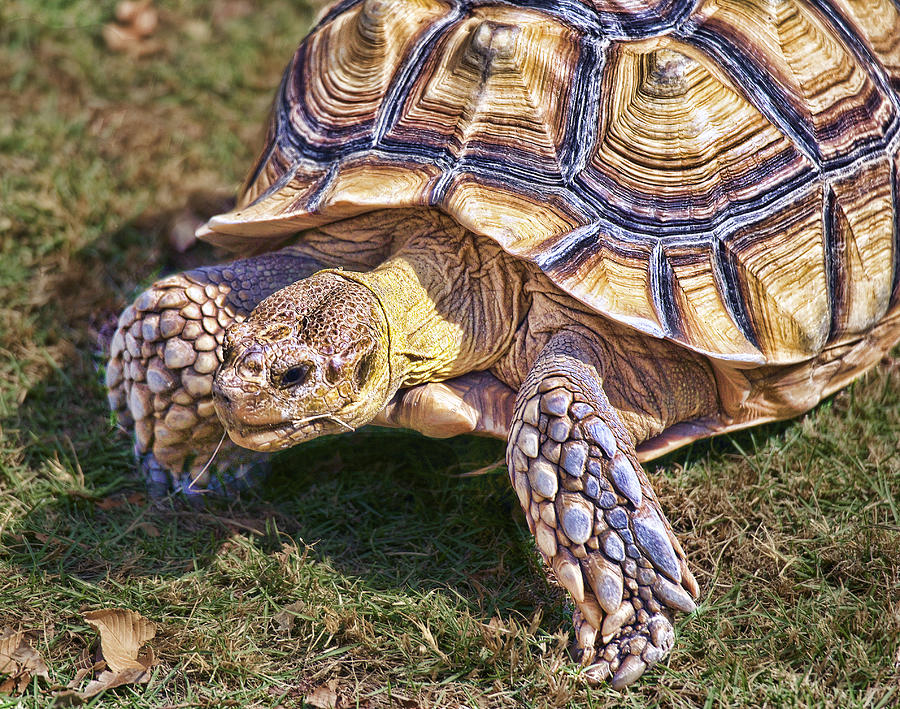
[201, 0, 900, 365]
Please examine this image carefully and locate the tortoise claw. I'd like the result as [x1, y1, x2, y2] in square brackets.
[139, 449, 271, 499]
[576, 608, 675, 688]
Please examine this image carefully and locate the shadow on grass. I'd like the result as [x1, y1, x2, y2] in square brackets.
[1, 195, 766, 600]
[4, 320, 552, 620]
[2, 208, 553, 624]
[3, 320, 791, 624]
[2, 206, 803, 609]
[6, 210, 899, 704]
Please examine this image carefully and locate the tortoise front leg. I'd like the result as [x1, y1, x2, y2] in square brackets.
[106, 247, 328, 495]
[507, 332, 700, 688]
[373, 371, 515, 439]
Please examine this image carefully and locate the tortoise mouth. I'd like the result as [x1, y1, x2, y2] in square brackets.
[215, 400, 348, 452]
[226, 420, 296, 451]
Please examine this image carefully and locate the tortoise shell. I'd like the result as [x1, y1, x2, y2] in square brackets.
[199, 0, 900, 366]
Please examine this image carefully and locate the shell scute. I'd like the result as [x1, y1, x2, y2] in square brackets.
[380, 8, 581, 187]
[289, 0, 450, 148]
[654, 241, 764, 360]
[719, 187, 831, 361]
[674, 0, 900, 168]
[825, 0, 900, 95]
[826, 158, 895, 340]
[576, 39, 817, 233]
[201, 0, 900, 366]
[544, 234, 666, 340]
[443, 174, 589, 253]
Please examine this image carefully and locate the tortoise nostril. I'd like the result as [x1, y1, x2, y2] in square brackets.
[212, 380, 231, 405]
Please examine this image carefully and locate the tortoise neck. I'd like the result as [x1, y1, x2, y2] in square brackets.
[347, 222, 527, 387]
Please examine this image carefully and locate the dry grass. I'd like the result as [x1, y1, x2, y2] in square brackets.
[1, 1, 899, 706]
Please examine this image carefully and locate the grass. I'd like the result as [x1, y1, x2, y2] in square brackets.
[1, 1, 899, 706]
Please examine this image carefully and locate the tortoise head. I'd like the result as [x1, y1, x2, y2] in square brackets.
[212, 271, 394, 451]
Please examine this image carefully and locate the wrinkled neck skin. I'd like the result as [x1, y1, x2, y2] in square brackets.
[212, 213, 530, 453]
[347, 216, 528, 392]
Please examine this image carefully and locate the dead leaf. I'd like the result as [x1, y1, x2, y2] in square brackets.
[102, 17, 162, 57]
[131, 6, 158, 37]
[0, 627, 50, 695]
[273, 601, 305, 634]
[102, 23, 141, 51]
[65, 666, 93, 690]
[0, 674, 32, 695]
[168, 208, 203, 252]
[54, 611, 157, 703]
[136, 522, 160, 537]
[79, 666, 149, 698]
[83, 609, 156, 672]
[114, 0, 158, 37]
[95, 492, 145, 510]
[304, 680, 339, 709]
[53, 669, 146, 705]
[115, 0, 150, 23]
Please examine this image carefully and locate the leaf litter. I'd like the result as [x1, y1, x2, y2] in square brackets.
[51, 609, 158, 705]
[103, 0, 163, 57]
[0, 627, 50, 694]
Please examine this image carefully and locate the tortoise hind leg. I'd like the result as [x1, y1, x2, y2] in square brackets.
[506, 331, 700, 688]
[106, 247, 328, 496]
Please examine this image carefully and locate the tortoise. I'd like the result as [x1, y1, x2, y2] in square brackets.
[106, 0, 900, 689]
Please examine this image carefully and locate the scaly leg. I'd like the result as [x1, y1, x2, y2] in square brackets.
[506, 332, 700, 688]
[106, 247, 327, 496]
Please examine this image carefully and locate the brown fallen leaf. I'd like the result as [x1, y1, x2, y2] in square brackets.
[136, 521, 160, 537]
[94, 492, 146, 510]
[273, 601, 306, 634]
[304, 681, 339, 709]
[115, 0, 150, 23]
[102, 11, 163, 58]
[83, 609, 156, 673]
[114, 0, 158, 37]
[54, 610, 157, 704]
[102, 23, 141, 53]
[65, 665, 95, 690]
[0, 627, 50, 695]
[79, 666, 150, 699]
[131, 5, 158, 37]
[168, 208, 203, 252]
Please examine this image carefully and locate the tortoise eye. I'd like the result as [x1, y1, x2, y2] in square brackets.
[354, 352, 374, 390]
[277, 364, 310, 388]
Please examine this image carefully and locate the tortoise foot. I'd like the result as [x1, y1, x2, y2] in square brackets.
[508, 331, 699, 690]
[140, 449, 271, 499]
[576, 607, 675, 688]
